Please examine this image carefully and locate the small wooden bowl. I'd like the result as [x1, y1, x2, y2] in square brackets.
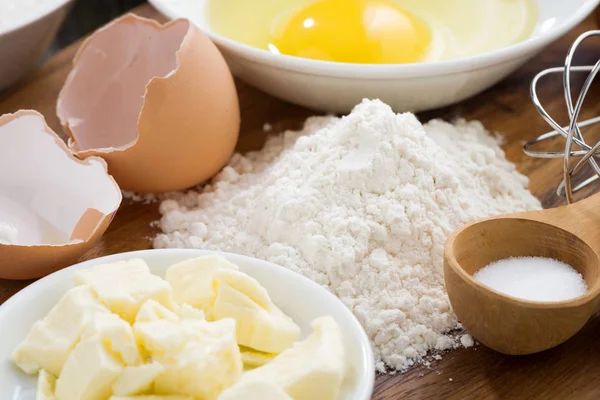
[444, 195, 600, 355]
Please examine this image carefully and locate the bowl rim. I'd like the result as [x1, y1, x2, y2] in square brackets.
[149, 0, 600, 79]
[0, 0, 74, 36]
[0, 248, 375, 400]
[444, 216, 600, 310]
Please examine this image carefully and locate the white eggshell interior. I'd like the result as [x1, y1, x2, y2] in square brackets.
[57, 18, 189, 152]
[0, 113, 121, 245]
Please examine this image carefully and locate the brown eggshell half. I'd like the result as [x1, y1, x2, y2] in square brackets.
[56, 14, 240, 193]
[0, 110, 122, 280]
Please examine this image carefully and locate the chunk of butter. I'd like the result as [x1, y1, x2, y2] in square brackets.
[217, 380, 292, 400]
[110, 396, 193, 400]
[179, 303, 205, 321]
[135, 299, 179, 324]
[37, 370, 57, 400]
[239, 346, 276, 368]
[135, 317, 242, 399]
[212, 269, 300, 354]
[81, 311, 142, 366]
[132, 300, 206, 355]
[133, 304, 189, 355]
[165, 255, 238, 314]
[55, 336, 124, 400]
[12, 285, 108, 376]
[220, 316, 346, 400]
[74, 259, 174, 323]
[133, 298, 242, 399]
[112, 362, 165, 396]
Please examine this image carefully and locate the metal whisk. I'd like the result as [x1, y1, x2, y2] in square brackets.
[524, 30, 600, 204]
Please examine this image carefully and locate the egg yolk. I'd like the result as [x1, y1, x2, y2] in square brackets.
[270, 0, 431, 64]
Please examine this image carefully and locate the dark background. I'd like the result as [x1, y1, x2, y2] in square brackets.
[50, 0, 145, 52]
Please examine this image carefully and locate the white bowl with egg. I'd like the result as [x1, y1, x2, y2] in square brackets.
[0, 0, 74, 90]
[149, 0, 599, 113]
[0, 249, 375, 400]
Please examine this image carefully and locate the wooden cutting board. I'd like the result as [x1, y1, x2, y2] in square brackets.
[2, 4, 600, 399]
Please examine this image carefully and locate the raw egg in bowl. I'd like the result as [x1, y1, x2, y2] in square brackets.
[150, 0, 598, 112]
[211, 0, 536, 65]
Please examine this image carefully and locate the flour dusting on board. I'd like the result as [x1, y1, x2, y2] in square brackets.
[153, 99, 541, 372]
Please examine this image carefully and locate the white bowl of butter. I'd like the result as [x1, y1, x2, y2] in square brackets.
[0, 0, 74, 90]
[149, 0, 599, 113]
[0, 249, 374, 400]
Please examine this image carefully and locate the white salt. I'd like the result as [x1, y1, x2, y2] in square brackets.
[473, 256, 587, 302]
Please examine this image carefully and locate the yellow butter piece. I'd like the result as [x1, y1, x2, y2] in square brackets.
[133, 300, 203, 355]
[110, 396, 193, 400]
[165, 255, 238, 314]
[112, 362, 165, 396]
[74, 259, 175, 323]
[55, 335, 124, 400]
[36, 370, 57, 400]
[212, 269, 300, 354]
[179, 303, 205, 321]
[12, 285, 109, 376]
[216, 269, 271, 309]
[135, 300, 204, 325]
[81, 311, 142, 366]
[217, 380, 293, 400]
[135, 299, 180, 324]
[134, 318, 188, 355]
[221, 316, 346, 400]
[133, 301, 242, 399]
[148, 319, 242, 399]
[239, 346, 276, 367]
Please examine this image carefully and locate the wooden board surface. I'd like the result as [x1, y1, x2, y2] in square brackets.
[2, 4, 600, 399]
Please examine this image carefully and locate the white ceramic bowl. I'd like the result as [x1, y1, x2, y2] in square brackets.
[0, 0, 74, 90]
[0, 249, 375, 400]
[149, 0, 600, 113]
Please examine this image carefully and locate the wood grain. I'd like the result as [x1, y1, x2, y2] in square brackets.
[2, 3, 600, 399]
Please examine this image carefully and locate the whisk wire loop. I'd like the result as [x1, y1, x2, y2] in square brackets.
[524, 30, 600, 203]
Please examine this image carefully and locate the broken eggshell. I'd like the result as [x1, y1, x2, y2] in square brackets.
[57, 14, 240, 193]
[0, 110, 121, 280]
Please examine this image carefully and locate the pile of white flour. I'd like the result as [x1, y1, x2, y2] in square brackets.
[154, 99, 541, 372]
